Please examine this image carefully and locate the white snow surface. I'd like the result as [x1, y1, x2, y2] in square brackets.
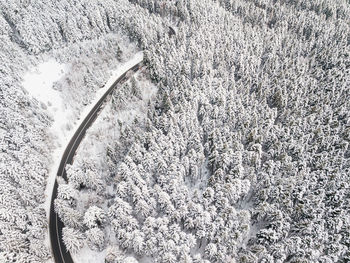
[73, 246, 107, 263]
[23, 60, 71, 134]
[23, 59, 67, 103]
[23, 52, 143, 262]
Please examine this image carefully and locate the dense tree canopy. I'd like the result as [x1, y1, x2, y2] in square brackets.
[56, 0, 350, 262]
[1, 0, 350, 261]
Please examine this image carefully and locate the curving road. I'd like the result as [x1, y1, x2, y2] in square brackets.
[49, 60, 143, 263]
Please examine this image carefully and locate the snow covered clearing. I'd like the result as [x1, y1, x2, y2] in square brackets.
[22, 59, 67, 102]
[72, 246, 107, 263]
[22, 59, 70, 134]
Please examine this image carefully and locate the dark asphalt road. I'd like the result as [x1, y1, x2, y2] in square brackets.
[49, 61, 143, 263]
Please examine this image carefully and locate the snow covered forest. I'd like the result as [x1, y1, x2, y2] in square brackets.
[1, 0, 350, 262]
[1, 0, 139, 261]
